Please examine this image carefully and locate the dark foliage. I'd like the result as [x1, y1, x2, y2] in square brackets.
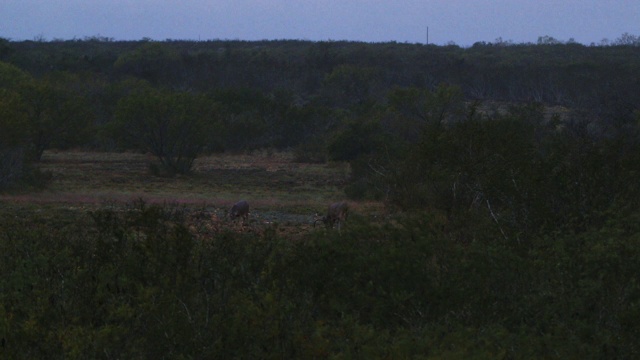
[1, 203, 639, 358]
[0, 38, 638, 181]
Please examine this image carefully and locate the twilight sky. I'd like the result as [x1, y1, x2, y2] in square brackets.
[1, 0, 638, 45]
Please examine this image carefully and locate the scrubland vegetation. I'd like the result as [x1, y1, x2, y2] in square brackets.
[1, 35, 640, 358]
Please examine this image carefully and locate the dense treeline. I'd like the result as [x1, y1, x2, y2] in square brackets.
[0, 37, 638, 187]
[2, 36, 640, 357]
[1, 37, 639, 177]
[3, 36, 640, 106]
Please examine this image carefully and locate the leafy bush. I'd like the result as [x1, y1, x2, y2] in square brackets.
[2, 201, 639, 358]
[115, 89, 216, 174]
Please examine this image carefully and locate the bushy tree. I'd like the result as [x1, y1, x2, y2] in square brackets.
[0, 62, 30, 188]
[0, 89, 28, 188]
[115, 88, 216, 174]
[338, 85, 467, 204]
[18, 75, 94, 160]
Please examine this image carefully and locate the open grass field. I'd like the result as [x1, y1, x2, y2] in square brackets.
[0, 150, 383, 235]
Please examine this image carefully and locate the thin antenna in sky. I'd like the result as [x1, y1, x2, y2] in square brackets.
[426, 26, 429, 45]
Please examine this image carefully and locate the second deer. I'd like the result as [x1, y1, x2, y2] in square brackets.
[229, 200, 250, 223]
[314, 201, 349, 231]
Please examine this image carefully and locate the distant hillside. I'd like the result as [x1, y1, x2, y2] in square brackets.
[2, 38, 639, 112]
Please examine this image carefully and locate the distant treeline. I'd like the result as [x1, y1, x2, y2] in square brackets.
[3, 35, 640, 108]
[1, 36, 640, 195]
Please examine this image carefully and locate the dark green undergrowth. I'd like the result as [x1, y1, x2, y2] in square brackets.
[1, 202, 639, 359]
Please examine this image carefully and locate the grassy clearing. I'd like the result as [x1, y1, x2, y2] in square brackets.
[0, 150, 378, 231]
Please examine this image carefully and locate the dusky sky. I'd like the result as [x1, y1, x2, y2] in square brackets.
[1, 0, 638, 45]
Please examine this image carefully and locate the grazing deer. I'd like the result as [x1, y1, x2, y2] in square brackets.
[314, 201, 349, 230]
[229, 200, 250, 223]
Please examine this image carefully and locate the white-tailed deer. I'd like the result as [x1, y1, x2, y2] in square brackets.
[229, 200, 250, 222]
[314, 201, 349, 230]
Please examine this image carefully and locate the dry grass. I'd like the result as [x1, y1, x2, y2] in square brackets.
[0, 150, 377, 233]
